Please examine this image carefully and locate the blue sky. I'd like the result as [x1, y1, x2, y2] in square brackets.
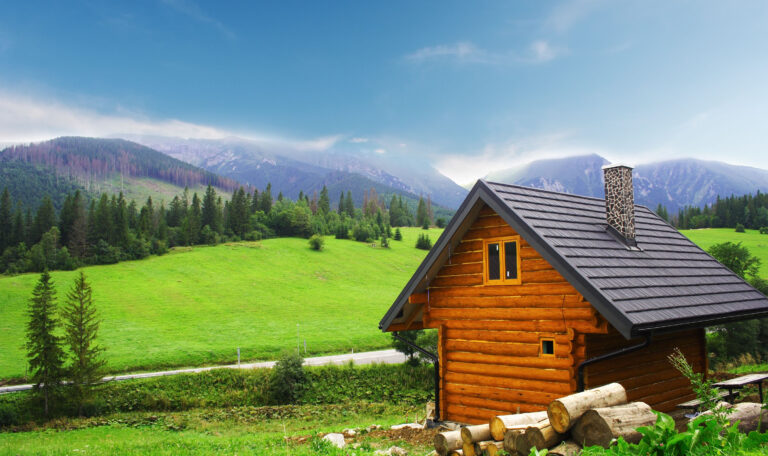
[1, 0, 767, 183]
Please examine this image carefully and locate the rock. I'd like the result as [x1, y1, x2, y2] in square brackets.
[374, 446, 408, 456]
[343, 428, 357, 438]
[391, 423, 423, 430]
[367, 424, 383, 432]
[322, 433, 346, 448]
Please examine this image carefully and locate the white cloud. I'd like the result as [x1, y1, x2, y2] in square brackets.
[406, 42, 485, 63]
[434, 133, 611, 184]
[160, 0, 235, 40]
[374, 148, 386, 155]
[349, 137, 369, 143]
[0, 91, 340, 151]
[529, 41, 561, 63]
[406, 40, 564, 65]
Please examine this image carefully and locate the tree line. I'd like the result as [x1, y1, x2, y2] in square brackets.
[656, 190, 768, 230]
[0, 183, 444, 275]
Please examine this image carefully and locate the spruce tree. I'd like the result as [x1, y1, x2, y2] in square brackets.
[260, 183, 273, 214]
[26, 271, 65, 416]
[62, 272, 105, 415]
[32, 196, 56, 245]
[0, 188, 11, 252]
[338, 192, 345, 216]
[318, 185, 330, 214]
[416, 196, 428, 228]
[344, 191, 355, 217]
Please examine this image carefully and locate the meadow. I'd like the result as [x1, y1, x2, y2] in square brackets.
[0, 227, 442, 381]
[680, 228, 768, 279]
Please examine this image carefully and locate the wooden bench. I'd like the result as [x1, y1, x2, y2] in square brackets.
[677, 390, 737, 412]
[713, 373, 768, 403]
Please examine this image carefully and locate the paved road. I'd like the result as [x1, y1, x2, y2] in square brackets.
[0, 349, 407, 394]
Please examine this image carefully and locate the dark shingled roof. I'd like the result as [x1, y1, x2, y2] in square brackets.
[379, 180, 768, 338]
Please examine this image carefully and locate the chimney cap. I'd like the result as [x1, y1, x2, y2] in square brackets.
[601, 163, 634, 171]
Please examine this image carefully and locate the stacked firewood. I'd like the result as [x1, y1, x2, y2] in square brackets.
[434, 383, 659, 456]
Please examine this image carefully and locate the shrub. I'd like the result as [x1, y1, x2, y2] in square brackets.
[334, 223, 350, 239]
[393, 228, 402, 241]
[380, 236, 390, 248]
[735, 223, 746, 232]
[422, 220, 430, 230]
[415, 233, 432, 250]
[269, 353, 307, 405]
[760, 227, 768, 234]
[308, 234, 324, 251]
[436, 217, 446, 228]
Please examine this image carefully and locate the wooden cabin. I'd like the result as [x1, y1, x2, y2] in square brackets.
[379, 164, 768, 424]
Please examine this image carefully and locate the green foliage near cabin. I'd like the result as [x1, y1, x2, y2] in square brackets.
[0, 227, 443, 381]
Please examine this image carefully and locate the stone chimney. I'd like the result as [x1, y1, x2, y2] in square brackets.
[602, 164, 636, 245]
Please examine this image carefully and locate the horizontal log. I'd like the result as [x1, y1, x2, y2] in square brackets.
[446, 329, 573, 344]
[450, 251, 484, 264]
[478, 205, 497, 217]
[447, 351, 574, 370]
[586, 331, 704, 357]
[520, 258, 556, 272]
[431, 274, 484, 288]
[630, 380, 693, 405]
[470, 214, 509, 229]
[456, 239, 482, 254]
[586, 328, 701, 351]
[445, 360, 572, 382]
[446, 339, 577, 358]
[461, 424, 491, 445]
[490, 411, 549, 441]
[433, 295, 586, 310]
[547, 383, 627, 433]
[445, 383, 563, 408]
[523, 269, 567, 284]
[444, 371, 573, 395]
[652, 393, 696, 413]
[572, 402, 656, 448]
[440, 262, 483, 276]
[428, 283, 583, 298]
[386, 321, 424, 332]
[446, 403, 513, 423]
[585, 344, 703, 377]
[432, 307, 595, 322]
[587, 360, 703, 389]
[463, 225, 519, 240]
[437, 318, 603, 334]
[435, 430, 463, 456]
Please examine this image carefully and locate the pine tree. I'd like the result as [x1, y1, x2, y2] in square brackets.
[338, 192, 345, 216]
[318, 186, 330, 214]
[416, 196, 428, 228]
[0, 188, 12, 252]
[32, 196, 56, 245]
[26, 271, 65, 416]
[12, 205, 25, 246]
[201, 185, 219, 230]
[187, 193, 202, 244]
[344, 191, 355, 218]
[62, 272, 105, 416]
[260, 183, 273, 214]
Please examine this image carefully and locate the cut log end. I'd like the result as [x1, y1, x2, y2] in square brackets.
[548, 440, 582, 456]
[435, 430, 463, 456]
[572, 402, 655, 449]
[547, 400, 570, 434]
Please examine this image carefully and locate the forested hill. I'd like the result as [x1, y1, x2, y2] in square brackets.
[1, 137, 240, 204]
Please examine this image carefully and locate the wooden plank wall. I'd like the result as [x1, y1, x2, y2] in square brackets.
[424, 205, 609, 424]
[583, 328, 706, 412]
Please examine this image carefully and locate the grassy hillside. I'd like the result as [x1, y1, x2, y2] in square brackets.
[680, 228, 768, 279]
[0, 227, 442, 381]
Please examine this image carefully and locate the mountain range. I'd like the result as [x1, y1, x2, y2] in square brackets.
[3, 135, 768, 216]
[485, 154, 768, 212]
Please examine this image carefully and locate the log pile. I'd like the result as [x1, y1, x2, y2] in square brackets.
[434, 383, 648, 455]
[434, 381, 768, 455]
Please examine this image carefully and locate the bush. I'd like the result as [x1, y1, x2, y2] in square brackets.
[415, 233, 432, 250]
[380, 236, 389, 248]
[269, 353, 307, 405]
[760, 227, 768, 234]
[436, 217, 446, 228]
[735, 223, 746, 232]
[308, 234, 324, 251]
[244, 230, 262, 241]
[422, 220, 430, 230]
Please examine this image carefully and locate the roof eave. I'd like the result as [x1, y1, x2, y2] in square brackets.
[378, 180, 486, 332]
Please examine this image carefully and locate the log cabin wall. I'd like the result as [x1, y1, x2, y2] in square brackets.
[421, 204, 610, 424]
[582, 328, 706, 413]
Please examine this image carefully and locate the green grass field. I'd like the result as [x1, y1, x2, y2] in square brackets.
[0, 227, 442, 381]
[0, 403, 429, 455]
[680, 228, 768, 279]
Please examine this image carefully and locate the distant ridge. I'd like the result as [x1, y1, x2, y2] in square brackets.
[485, 154, 768, 212]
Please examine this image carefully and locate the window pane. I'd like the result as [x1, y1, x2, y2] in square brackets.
[504, 241, 518, 279]
[487, 243, 500, 280]
[542, 340, 554, 355]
